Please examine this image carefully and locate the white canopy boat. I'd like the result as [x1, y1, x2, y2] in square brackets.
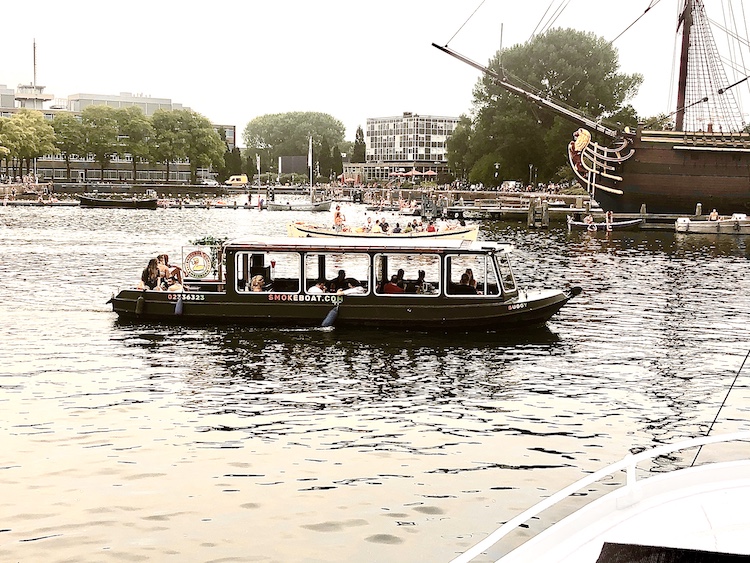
[287, 221, 479, 241]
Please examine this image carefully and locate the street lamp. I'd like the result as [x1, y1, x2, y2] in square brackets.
[529, 163, 533, 186]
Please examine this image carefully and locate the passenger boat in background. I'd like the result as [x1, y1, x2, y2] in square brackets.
[287, 222, 479, 241]
[451, 432, 750, 563]
[79, 194, 158, 210]
[435, 0, 750, 214]
[675, 213, 750, 234]
[266, 199, 332, 212]
[109, 237, 580, 330]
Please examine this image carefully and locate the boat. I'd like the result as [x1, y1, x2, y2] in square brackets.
[676, 213, 750, 234]
[451, 432, 750, 563]
[434, 0, 750, 215]
[566, 216, 643, 232]
[79, 194, 158, 210]
[109, 237, 581, 329]
[266, 199, 332, 212]
[287, 221, 480, 241]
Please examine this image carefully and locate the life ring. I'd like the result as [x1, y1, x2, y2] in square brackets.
[587, 224, 597, 232]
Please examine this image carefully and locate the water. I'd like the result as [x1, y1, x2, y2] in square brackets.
[2, 203, 750, 562]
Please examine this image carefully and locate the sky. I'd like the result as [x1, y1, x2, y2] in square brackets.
[2, 1, 747, 144]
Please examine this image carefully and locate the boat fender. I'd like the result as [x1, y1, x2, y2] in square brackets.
[135, 296, 145, 315]
[175, 295, 184, 315]
[321, 305, 339, 327]
[567, 286, 583, 299]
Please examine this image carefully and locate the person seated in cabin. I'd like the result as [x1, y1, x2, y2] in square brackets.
[452, 273, 478, 295]
[383, 275, 405, 294]
[328, 269, 348, 293]
[308, 280, 326, 294]
[465, 268, 477, 290]
[709, 208, 719, 221]
[338, 278, 366, 295]
[139, 258, 163, 290]
[395, 268, 405, 289]
[250, 275, 265, 292]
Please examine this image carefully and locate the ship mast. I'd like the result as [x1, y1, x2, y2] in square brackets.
[675, 0, 693, 132]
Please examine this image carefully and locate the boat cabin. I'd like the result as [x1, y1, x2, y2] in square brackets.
[219, 237, 518, 300]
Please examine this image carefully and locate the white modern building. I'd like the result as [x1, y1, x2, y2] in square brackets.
[350, 112, 459, 182]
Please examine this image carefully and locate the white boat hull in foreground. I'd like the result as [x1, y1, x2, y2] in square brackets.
[451, 432, 750, 562]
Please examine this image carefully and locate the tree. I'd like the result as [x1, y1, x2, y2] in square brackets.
[52, 113, 86, 181]
[455, 28, 642, 185]
[81, 105, 119, 180]
[151, 109, 185, 182]
[175, 109, 226, 185]
[243, 111, 345, 172]
[318, 136, 332, 180]
[352, 125, 366, 163]
[1, 109, 57, 177]
[446, 115, 472, 181]
[115, 106, 154, 182]
[331, 144, 343, 179]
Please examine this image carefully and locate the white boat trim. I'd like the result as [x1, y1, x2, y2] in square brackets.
[452, 432, 750, 563]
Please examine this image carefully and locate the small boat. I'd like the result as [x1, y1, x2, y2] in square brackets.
[451, 432, 750, 563]
[109, 236, 581, 330]
[287, 222, 480, 241]
[79, 194, 158, 210]
[676, 213, 750, 234]
[567, 215, 643, 232]
[266, 200, 332, 212]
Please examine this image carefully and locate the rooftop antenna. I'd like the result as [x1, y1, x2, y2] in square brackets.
[33, 38, 37, 87]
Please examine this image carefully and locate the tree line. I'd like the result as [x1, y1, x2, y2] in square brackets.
[0, 106, 227, 184]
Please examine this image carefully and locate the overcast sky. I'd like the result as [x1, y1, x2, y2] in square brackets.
[3, 1, 747, 144]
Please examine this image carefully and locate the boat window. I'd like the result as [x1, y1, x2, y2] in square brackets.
[304, 252, 370, 295]
[235, 251, 301, 293]
[373, 253, 441, 296]
[495, 253, 517, 294]
[445, 254, 499, 297]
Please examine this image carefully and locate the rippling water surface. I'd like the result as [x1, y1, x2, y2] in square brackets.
[2, 203, 750, 562]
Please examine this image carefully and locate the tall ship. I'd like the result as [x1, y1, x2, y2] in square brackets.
[436, 0, 750, 214]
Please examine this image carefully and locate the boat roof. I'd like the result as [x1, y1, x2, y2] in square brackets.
[224, 236, 512, 254]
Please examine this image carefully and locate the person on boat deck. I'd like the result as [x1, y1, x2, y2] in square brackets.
[453, 273, 478, 295]
[329, 270, 348, 293]
[250, 275, 265, 292]
[363, 216, 373, 232]
[371, 220, 383, 234]
[709, 208, 719, 220]
[426, 221, 437, 233]
[158, 254, 183, 285]
[583, 214, 595, 224]
[333, 205, 345, 232]
[384, 275, 405, 294]
[308, 280, 326, 294]
[338, 278, 366, 295]
[139, 258, 163, 290]
[392, 223, 402, 234]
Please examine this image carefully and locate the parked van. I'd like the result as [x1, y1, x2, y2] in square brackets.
[225, 174, 248, 187]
